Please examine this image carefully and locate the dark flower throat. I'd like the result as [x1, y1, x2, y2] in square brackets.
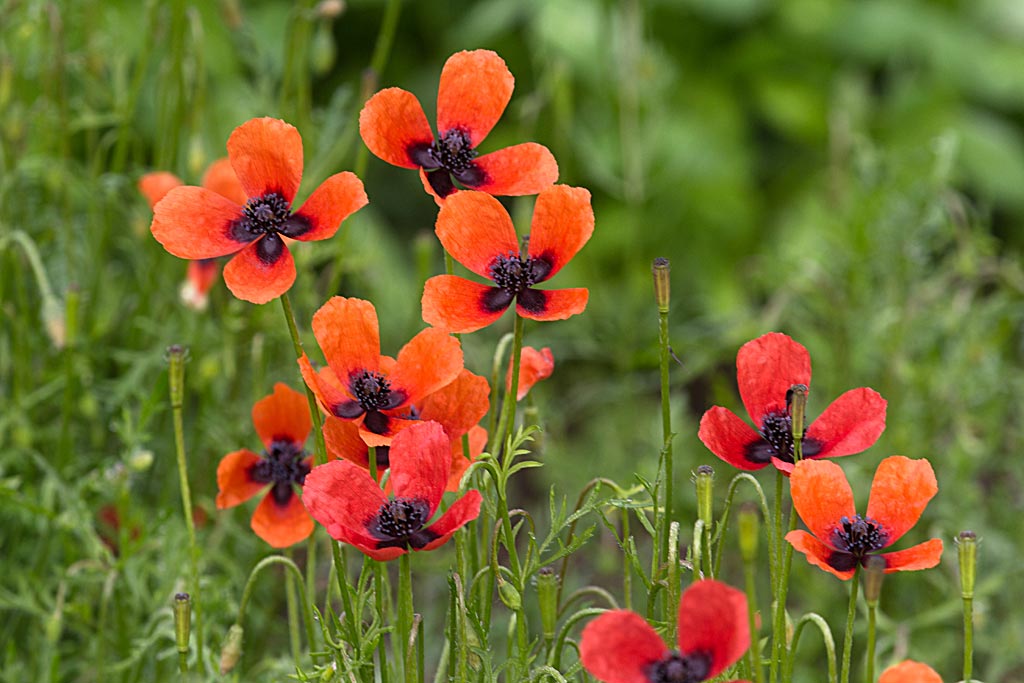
[369, 497, 439, 550]
[250, 439, 310, 506]
[230, 192, 311, 264]
[645, 651, 712, 683]
[409, 129, 485, 198]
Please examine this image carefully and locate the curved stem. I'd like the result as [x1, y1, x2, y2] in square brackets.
[786, 613, 837, 683]
[235, 555, 317, 660]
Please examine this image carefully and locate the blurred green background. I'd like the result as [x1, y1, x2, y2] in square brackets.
[2, 0, 1023, 680]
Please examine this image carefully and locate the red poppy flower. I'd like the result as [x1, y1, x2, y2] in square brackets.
[323, 368, 490, 491]
[302, 421, 483, 561]
[507, 346, 554, 400]
[422, 186, 593, 333]
[698, 332, 887, 474]
[359, 49, 558, 202]
[216, 383, 314, 548]
[785, 456, 943, 580]
[298, 296, 464, 446]
[879, 661, 942, 683]
[150, 117, 368, 304]
[580, 579, 750, 683]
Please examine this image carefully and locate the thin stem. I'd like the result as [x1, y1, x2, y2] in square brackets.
[769, 470, 784, 683]
[279, 293, 328, 466]
[743, 550, 762, 683]
[865, 600, 876, 683]
[285, 549, 301, 664]
[786, 613, 837, 683]
[234, 555, 317, 656]
[657, 300, 673, 573]
[373, 559, 391, 683]
[840, 567, 861, 683]
[398, 553, 416, 682]
[963, 595, 974, 682]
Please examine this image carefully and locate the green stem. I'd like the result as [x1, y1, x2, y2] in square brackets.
[865, 600, 876, 683]
[657, 303, 672, 574]
[743, 551, 762, 683]
[786, 613, 837, 683]
[373, 560, 391, 683]
[840, 567, 861, 683]
[963, 595, 974, 683]
[279, 292, 328, 466]
[769, 471, 784, 683]
[235, 555, 317, 657]
[502, 313, 525, 459]
[398, 553, 416, 682]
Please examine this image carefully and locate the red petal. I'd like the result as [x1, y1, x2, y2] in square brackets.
[222, 239, 296, 304]
[227, 117, 304, 204]
[292, 171, 368, 242]
[387, 422, 450, 514]
[507, 346, 554, 401]
[420, 489, 483, 552]
[216, 449, 265, 508]
[252, 382, 311, 449]
[151, 186, 246, 259]
[879, 661, 942, 683]
[359, 415, 418, 448]
[785, 529, 856, 580]
[516, 287, 589, 322]
[323, 416, 370, 468]
[302, 459, 388, 542]
[389, 328, 464, 405]
[185, 259, 220, 296]
[697, 407, 766, 471]
[790, 459, 854, 544]
[471, 143, 559, 196]
[447, 425, 486, 492]
[437, 50, 513, 147]
[880, 539, 943, 573]
[359, 88, 434, 169]
[807, 388, 887, 458]
[251, 492, 313, 548]
[420, 369, 490, 435]
[866, 456, 938, 546]
[139, 171, 183, 209]
[526, 186, 593, 280]
[298, 357, 352, 415]
[736, 333, 810, 425]
[422, 275, 507, 333]
[580, 610, 667, 683]
[435, 190, 518, 278]
[311, 296, 381, 382]
[677, 580, 750, 678]
[200, 157, 247, 204]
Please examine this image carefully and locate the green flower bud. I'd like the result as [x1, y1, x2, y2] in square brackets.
[651, 257, 671, 313]
[497, 577, 522, 611]
[957, 530, 977, 600]
[173, 593, 191, 655]
[535, 566, 560, 640]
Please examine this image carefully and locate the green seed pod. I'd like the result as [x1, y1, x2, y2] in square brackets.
[535, 566, 560, 640]
[694, 465, 714, 529]
[497, 577, 522, 611]
[651, 257, 671, 313]
[957, 530, 977, 600]
[173, 593, 191, 655]
[862, 555, 886, 606]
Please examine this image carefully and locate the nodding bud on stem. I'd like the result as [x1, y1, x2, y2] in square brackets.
[173, 593, 191, 655]
[652, 257, 670, 313]
[694, 465, 714, 528]
[788, 383, 808, 461]
[535, 566, 560, 640]
[219, 624, 244, 674]
[737, 502, 759, 563]
[957, 530, 977, 600]
[862, 556, 886, 606]
[497, 577, 522, 611]
[166, 345, 187, 408]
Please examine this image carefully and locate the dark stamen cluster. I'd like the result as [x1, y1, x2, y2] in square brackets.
[833, 515, 886, 557]
[645, 652, 712, 683]
[428, 129, 477, 174]
[744, 409, 824, 465]
[490, 252, 545, 296]
[250, 439, 310, 505]
[352, 371, 393, 412]
[235, 192, 291, 239]
[369, 497, 438, 550]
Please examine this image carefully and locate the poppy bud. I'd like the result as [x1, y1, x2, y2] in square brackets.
[957, 530, 977, 600]
[694, 465, 714, 529]
[219, 624, 244, 674]
[651, 257, 671, 313]
[737, 501, 759, 563]
[498, 577, 522, 611]
[863, 555, 886, 606]
[173, 593, 191, 656]
[788, 383, 808, 460]
[535, 566, 560, 640]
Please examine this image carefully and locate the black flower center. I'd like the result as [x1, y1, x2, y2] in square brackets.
[744, 409, 824, 465]
[645, 652, 712, 683]
[351, 371, 394, 412]
[250, 439, 310, 506]
[368, 497, 439, 550]
[408, 129, 486, 198]
[229, 192, 312, 264]
[490, 252, 550, 295]
[833, 514, 886, 557]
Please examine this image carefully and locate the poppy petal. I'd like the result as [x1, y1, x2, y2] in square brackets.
[359, 415, 418, 448]
[185, 259, 220, 297]
[200, 157, 248, 204]
[526, 186, 594, 281]
[227, 117, 304, 204]
[389, 328, 464, 406]
[697, 407, 767, 471]
[807, 388, 887, 458]
[515, 287, 589, 322]
[736, 333, 811, 425]
[359, 88, 435, 169]
[222, 238, 296, 304]
[790, 459, 855, 544]
[880, 539, 943, 573]
[420, 489, 483, 552]
[139, 171, 183, 209]
[580, 610, 667, 683]
[785, 529, 857, 580]
[302, 459, 388, 542]
[435, 190, 518, 278]
[151, 186, 246, 259]
[437, 50, 513, 147]
[216, 449, 266, 508]
[323, 416, 370, 468]
[470, 143, 559, 196]
[251, 491, 314, 548]
[292, 171, 368, 242]
[252, 382, 311, 448]
[866, 456, 938, 546]
[312, 296, 381, 382]
[448, 425, 486, 492]
[677, 580, 750, 678]
[422, 275, 508, 333]
[298, 357, 353, 415]
[507, 347, 554, 401]
[387, 422, 450, 515]
[879, 661, 942, 683]
[418, 168, 449, 206]
[420, 369, 490, 435]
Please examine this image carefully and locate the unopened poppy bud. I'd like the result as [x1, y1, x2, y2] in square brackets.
[497, 577, 522, 611]
[173, 593, 191, 656]
[693, 465, 714, 528]
[957, 530, 977, 599]
[737, 501, 759, 563]
[219, 624, 244, 674]
[651, 257, 671, 313]
[862, 555, 886, 606]
[315, 0, 345, 19]
[535, 566, 560, 639]
[311, 22, 335, 75]
[788, 384, 808, 460]
[166, 345, 187, 408]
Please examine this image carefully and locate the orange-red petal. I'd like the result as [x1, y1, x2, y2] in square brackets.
[359, 88, 434, 169]
[292, 171, 368, 242]
[881, 539, 943, 573]
[435, 190, 518, 278]
[302, 459, 389, 543]
[312, 296, 381, 381]
[515, 287, 588, 321]
[420, 369, 490, 436]
[436, 50, 513, 147]
[389, 328, 464, 406]
[420, 489, 483, 552]
[677, 580, 750, 678]
[358, 415, 418, 448]
[737, 333, 811, 424]
[866, 456, 938, 546]
[447, 425, 486, 492]
[251, 492, 313, 548]
[227, 117, 304, 203]
[790, 459, 854, 543]
[807, 388, 887, 458]
[422, 275, 507, 333]
[298, 358, 352, 415]
[471, 143, 559, 196]
[698, 406, 766, 471]
[879, 661, 942, 683]
[139, 171, 183, 209]
[185, 259, 220, 297]
[216, 449, 266, 508]
[323, 416, 370, 467]
[151, 186, 247, 259]
[507, 346, 554, 401]
[200, 157, 247, 204]
[222, 238, 296, 304]
[526, 185, 593, 280]
[785, 529, 856, 580]
[388, 422, 450, 514]
[252, 382, 311, 448]
[580, 610, 666, 683]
